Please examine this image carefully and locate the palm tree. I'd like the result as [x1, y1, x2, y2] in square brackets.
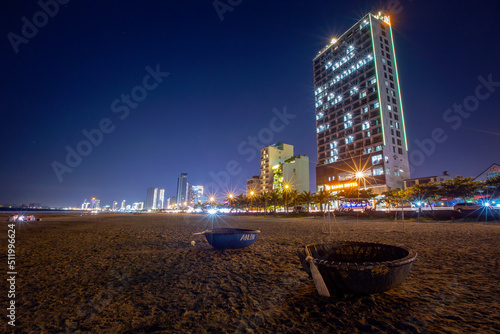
[290, 189, 299, 209]
[255, 194, 265, 213]
[259, 191, 270, 214]
[327, 191, 339, 211]
[235, 193, 247, 211]
[269, 191, 281, 213]
[315, 189, 330, 213]
[298, 191, 314, 211]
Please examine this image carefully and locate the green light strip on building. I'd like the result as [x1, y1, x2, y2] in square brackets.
[388, 23, 409, 151]
[369, 14, 386, 146]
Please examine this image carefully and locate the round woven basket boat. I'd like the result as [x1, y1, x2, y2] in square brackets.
[203, 228, 260, 249]
[297, 241, 417, 295]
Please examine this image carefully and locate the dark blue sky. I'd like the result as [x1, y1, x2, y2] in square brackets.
[1, 0, 499, 207]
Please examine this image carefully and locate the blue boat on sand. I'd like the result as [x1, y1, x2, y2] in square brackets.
[196, 228, 260, 249]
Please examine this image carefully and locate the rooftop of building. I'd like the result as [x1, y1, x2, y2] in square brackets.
[284, 155, 309, 163]
[404, 172, 450, 182]
[314, 11, 390, 60]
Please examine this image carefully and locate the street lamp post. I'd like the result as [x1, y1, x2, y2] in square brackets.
[355, 171, 367, 210]
[228, 194, 233, 212]
[249, 191, 254, 214]
[284, 184, 289, 216]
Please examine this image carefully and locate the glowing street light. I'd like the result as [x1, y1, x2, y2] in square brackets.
[355, 170, 368, 192]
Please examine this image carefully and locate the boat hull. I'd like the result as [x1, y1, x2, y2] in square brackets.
[204, 228, 260, 249]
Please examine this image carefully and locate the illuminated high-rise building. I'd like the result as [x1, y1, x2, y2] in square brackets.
[157, 188, 165, 209]
[90, 197, 100, 210]
[81, 199, 89, 210]
[132, 202, 144, 211]
[176, 173, 189, 207]
[314, 12, 409, 194]
[146, 187, 165, 210]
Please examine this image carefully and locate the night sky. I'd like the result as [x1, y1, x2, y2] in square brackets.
[2, 0, 499, 207]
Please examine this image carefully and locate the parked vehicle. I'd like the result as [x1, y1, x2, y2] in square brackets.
[453, 202, 482, 213]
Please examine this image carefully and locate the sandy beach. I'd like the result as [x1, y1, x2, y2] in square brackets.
[1, 213, 499, 333]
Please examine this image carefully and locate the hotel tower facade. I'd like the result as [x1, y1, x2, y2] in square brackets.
[314, 12, 409, 194]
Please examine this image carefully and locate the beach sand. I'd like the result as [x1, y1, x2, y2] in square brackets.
[1, 213, 499, 333]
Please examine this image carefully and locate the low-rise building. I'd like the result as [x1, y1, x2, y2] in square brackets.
[474, 163, 500, 182]
[246, 176, 260, 195]
[260, 142, 294, 193]
[403, 171, 450, 190]
[272, 155, 310, 193]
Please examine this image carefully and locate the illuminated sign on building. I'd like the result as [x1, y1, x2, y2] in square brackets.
[325, 181, 358, 191]
[487, 167, 500, 179]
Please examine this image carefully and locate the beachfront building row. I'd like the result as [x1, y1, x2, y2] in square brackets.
[314, 12, 410, 195]
[247, 142, 310, 195]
